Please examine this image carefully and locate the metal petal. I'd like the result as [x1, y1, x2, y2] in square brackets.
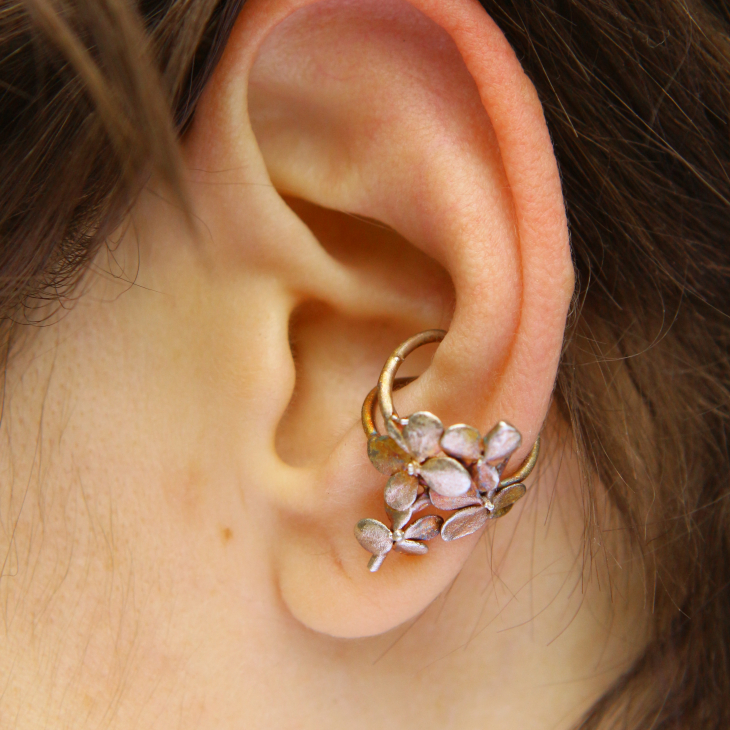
[368, 554, 387, 572]
[486, 503, 514, 520]
[403, 411, 444, 462]
[385, 504, 412, 530]
[483, 421, 522, 465]
[440, 424, 483, 461]
[354, 519, 393, 555]
[429, 484, 482, 510]
[419, 456, 472, 497]
[384, 472, 419, 511]
[394, 539, 428, 555]
[474, 460, 500, 495]
[411, 493, 431, 513]
[367, 435, 409, 475]
[404, 514, 443, 541]
[441, 505, 489, 541]
[492, 483, 526, 511]
[386, 417, 410, 453]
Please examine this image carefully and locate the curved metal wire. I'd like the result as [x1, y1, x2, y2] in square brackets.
[361, 331, 541, 485]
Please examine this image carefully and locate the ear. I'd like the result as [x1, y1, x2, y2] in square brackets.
[179, 0, 573, 637]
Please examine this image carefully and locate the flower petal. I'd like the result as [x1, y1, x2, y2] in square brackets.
[384, 472, 419, 511]
[492, 483, 526, 511]
[487, 503, 514, 520]
[419, 456, 472, 497]
[385, 504, 412, 530]
[394, 539, 428, 555]
[354, 519, 393, 555]
[429, 484, 482, 510]
[474, 460, 500, 495]
[367, 435, 409, 475]
[483, 421, 522, 465]
[440, 424, 483, 461]
[441, 505, 489, 541]
[403, 411, 444, 462]
[411, 493, 431, 513]
[405, 514, 443, 541]
[386, 418, 410, 453]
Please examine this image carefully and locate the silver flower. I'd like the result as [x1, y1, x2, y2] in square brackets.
[382, 411, 472, 498]
[355, 514, 444, 572]
[441, 483, 526, 541]
[365, 413, 529, 565]
[472, 421, 523, 498]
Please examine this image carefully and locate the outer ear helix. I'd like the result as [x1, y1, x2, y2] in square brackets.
[356, 330, 540, 572]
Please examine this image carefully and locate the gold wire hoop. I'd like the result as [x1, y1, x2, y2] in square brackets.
[377, 329, 446, 424]
[361, 377, 415, 438]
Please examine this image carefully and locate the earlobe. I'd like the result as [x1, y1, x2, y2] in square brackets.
[179, 0, 573, 637]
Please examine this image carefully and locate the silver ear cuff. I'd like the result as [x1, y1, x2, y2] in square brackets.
[355, 330, 540, 572]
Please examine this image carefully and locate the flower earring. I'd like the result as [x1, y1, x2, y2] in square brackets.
[355, 330, 540, 572]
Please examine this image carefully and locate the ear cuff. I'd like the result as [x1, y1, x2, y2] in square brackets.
[355, 329, 540, 572]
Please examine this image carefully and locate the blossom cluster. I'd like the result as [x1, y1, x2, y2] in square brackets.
[355, 414, 527, 572]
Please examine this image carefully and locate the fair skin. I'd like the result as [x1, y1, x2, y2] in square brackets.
[0, 0, 648, 727]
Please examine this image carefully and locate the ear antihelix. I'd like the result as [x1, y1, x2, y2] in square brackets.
[357, 330, 540, 571]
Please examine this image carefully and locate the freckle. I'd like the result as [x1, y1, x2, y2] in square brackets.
[221, 527, 233, 544]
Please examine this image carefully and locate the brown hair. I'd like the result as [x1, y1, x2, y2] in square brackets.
[2, 0, 729, 727]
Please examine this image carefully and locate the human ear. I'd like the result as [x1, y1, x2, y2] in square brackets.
[178, 0, 573, 638]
